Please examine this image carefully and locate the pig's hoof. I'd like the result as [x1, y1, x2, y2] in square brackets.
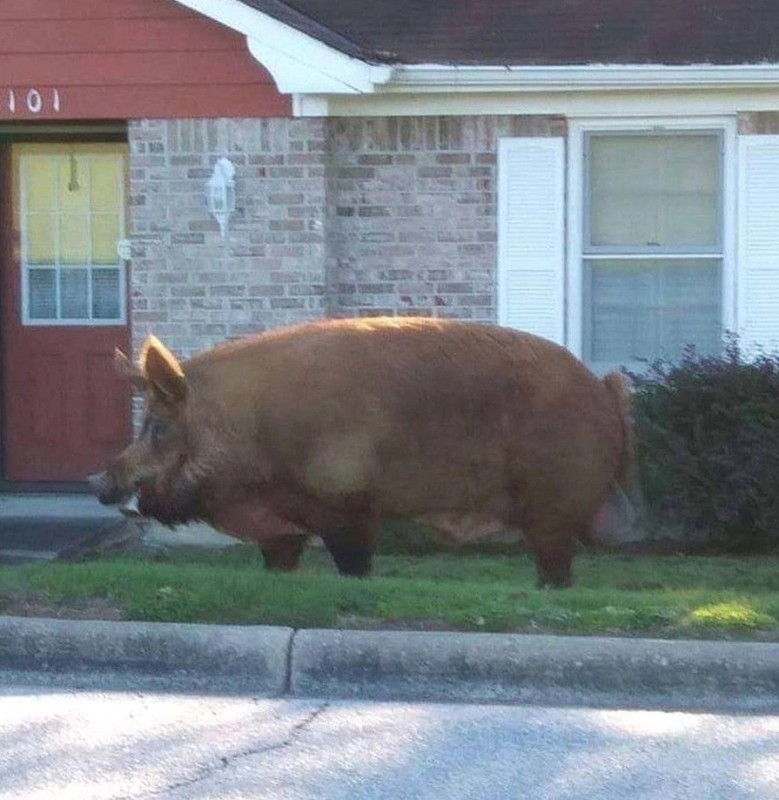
[330, 545, 373, 578]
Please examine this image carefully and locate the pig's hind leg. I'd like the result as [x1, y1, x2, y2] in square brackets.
[260, 534, 309, 572]
[320, 499, 378, 578]
[322, 526, 375, 577]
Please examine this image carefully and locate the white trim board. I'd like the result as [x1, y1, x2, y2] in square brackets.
[323, 89, 779, 118]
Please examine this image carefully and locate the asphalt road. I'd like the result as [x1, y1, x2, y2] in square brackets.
[1, 672, 778, 799]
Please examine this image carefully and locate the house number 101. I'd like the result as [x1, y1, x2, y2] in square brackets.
[6, 88, 61, 115]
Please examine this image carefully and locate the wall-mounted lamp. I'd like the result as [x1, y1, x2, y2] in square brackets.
[206, 157, 236, 238]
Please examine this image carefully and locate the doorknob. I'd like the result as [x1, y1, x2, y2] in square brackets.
[116, 239, 131, 260]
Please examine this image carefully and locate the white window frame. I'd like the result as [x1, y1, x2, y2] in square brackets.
[566, 117, 737, 362]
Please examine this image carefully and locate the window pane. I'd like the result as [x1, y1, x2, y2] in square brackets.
[60, 268, 89, 319]
[27, 268, 57, 320]
[92, 268, 121, 320]
[584, 258, 721, 369]
[588, 134, 720, 249]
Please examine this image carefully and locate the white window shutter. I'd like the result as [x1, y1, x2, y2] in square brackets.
[738, 135, 779, 354]
[497, 137, 565, 344]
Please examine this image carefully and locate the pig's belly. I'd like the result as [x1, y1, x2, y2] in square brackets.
[415, 513, 512, 543]
[208, 501, 309, 543]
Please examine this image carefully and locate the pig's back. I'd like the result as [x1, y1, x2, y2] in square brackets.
[186, 318, 621, 515]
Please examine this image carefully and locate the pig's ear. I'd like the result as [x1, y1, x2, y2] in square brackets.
[114, 348, 148, 390]
[140, 336, 187, 403]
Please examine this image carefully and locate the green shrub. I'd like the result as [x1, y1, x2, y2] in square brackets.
[629, 339, 779, 553]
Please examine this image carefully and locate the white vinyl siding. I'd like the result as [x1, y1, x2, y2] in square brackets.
[497, 137, 565, 345]
[737, 135, 779, 354]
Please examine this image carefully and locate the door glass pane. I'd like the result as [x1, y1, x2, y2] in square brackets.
[58, 155, 90, 214]
[24, 158, 57, 212]
[25, 214, 55, 264]
[92, 215, 120, 264]
[584, 258, 722, 370]
[589, 134, 720, 249]
[59, 214, 89, 264]
[60, 268, 89, 319]
[19, 147, 126, 325]
[28, 269, 57, 319]
[90, 155, 121, 211]
[92, 268, 121, 320]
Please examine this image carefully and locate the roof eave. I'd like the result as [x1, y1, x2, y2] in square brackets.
[171, 3, 779, 96]
[245, 35, 392, 94]
[172, 0, 392, 93]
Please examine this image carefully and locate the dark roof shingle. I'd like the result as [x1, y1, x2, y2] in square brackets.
[240, 0, 779, 66]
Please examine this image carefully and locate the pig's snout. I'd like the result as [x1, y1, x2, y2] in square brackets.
[87, 470, 127, 506]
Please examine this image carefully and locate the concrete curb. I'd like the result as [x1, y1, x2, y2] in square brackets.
[0, 616, 292, 695]
[291, 629, 779, 710]
[2, 616, 779, 710]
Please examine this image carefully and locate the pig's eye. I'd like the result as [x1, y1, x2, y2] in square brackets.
[148, 419, 168, 447]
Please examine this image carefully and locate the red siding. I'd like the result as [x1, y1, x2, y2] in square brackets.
[0, 0, 290, 120]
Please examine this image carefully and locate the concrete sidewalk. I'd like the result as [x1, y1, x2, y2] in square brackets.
[0, 493, 239, 564]
[1, 615, 778, 712]
[0, 494, 132, 565]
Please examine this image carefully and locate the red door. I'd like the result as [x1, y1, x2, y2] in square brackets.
[1, 143, 131, 483]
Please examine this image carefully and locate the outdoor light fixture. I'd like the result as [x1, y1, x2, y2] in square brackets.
[206, 157, 236, 238]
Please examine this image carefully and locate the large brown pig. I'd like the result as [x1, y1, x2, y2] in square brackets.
[89, 316, 634, 587]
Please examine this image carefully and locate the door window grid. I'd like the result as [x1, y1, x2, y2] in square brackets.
[20, 152, 126, 327]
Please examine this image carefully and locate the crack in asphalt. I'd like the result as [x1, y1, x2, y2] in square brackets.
[119, 701, 331, 799]
[284, 629, 297, 695]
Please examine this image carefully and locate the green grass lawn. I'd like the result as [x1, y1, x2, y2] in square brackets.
[2, 546, 779, 639]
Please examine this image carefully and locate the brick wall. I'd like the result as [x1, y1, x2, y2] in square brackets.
[326, 116, 565, 320]
[738, 112, 779, 134]
[128, 115, 565, 359]
[128, 118, 328, 360]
